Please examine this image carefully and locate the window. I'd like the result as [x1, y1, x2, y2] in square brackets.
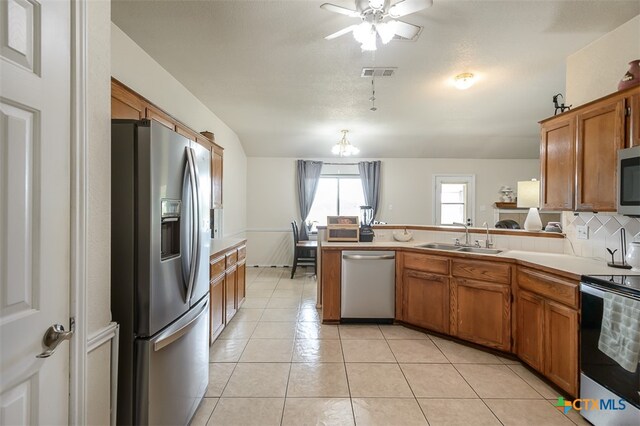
[307, 176, 366, 226]
[433, 175, 475, 226]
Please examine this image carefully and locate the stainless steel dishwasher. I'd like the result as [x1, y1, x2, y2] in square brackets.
[341, 251, 395, 322]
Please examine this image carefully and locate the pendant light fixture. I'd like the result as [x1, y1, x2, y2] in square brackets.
[331, 130, 360, 157]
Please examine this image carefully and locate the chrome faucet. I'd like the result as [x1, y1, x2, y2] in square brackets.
[453, 222, 471, 246]
[483, 222, 493, 248]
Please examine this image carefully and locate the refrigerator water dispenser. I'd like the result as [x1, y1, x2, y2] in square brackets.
[161, 199, 181, 260]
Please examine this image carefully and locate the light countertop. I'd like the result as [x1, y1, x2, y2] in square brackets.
[321, 241, 640, 279]
[209, 238, 246, 257]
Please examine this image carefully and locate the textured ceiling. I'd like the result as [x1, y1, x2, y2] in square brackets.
[111, 1, 639, 159]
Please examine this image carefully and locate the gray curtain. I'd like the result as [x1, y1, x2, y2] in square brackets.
[358, 161, 381, 219]
[296, 160, 323, 240]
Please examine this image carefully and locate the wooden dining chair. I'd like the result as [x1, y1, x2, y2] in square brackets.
[291, 221, 317, 279]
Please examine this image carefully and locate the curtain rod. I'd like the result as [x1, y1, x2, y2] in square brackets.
[323, 162, 359, 166]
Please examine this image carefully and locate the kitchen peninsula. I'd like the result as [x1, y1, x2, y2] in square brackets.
[319, 224, 640, 398]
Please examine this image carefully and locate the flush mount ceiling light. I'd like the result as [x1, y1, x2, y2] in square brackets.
[321, 0, 431, 51]
[454, 73, 475, 90]
[331, 130, 360, 157]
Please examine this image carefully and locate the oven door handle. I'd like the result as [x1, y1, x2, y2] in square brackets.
[580, 283, 605, 299]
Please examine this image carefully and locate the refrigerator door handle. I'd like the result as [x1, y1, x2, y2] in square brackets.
[184, 148, 199, 303]
[152, 298, 209, 352]
[189, 146, 202, 304]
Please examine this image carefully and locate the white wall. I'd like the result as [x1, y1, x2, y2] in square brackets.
[111, 23, 247, 238]
[562, 15, 640, 260]
[86, 1, 113, 425]
[246, 157, 539, 266]
[566, 15, 640, 106]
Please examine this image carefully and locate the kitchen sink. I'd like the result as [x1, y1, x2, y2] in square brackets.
[417, 243, 461, 251]
[417, 243, 503, 255]
[456, 247, 503, 255]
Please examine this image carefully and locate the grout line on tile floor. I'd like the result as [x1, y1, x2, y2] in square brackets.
[383, 329, 431, 425]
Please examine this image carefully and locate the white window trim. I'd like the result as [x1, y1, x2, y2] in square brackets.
[432, 174, 476, 226]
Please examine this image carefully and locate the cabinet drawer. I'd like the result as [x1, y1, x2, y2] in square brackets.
[210, 255, 225, 281]
[226, 250, 238, 268]
[403, 252, 449, 275]
[517, 268, 578, 309]
[452, 259, 511, 284]
[237, 245, 246, 262]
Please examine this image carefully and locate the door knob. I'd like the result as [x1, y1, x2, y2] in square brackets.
[36, 319, 75, 359]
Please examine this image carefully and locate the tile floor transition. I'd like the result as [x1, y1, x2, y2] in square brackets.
[191, 267, 588, 426]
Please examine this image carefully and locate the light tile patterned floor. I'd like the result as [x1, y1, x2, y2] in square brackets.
[192, 267, 587, 426]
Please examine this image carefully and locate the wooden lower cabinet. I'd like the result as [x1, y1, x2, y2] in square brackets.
[237, 261, 246, 308]
[225, 266, 237, 322]
[209, 242, 248, 343]
[210, 274, 225, 343]
[516, 289, 579, 397]
[516, 290, 545, 371]
[451, 278, 511, 351]
[321, 250, 342, 322]
[544, 300, 578, 396]
[402, 269, 449, 333]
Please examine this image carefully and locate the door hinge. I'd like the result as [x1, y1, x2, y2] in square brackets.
[626, 107, 632, 117]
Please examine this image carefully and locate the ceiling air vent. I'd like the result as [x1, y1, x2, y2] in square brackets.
[361, 67, 397, 78]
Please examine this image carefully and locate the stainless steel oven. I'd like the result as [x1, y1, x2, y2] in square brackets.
[617, 146, 640, 216]
[580, 276, 640, 425]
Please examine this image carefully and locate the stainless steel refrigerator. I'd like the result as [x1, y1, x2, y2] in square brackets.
[111, 120, 211, 425]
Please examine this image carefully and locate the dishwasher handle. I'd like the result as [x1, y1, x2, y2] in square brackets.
[343, 254, 395, 260]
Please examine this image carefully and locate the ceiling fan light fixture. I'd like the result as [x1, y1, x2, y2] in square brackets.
[332, 130, 360, 157]
[353, 22, 373, 44]
[376, 20, 397, 44]
[454, 72, 475, 90]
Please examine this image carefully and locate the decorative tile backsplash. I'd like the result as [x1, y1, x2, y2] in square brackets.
[562, 212, 640, 262]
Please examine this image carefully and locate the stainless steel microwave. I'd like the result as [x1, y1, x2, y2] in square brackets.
[618, 146, 640, 216]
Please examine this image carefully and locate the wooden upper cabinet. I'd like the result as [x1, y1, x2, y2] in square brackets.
[211, 145, 223, 209]
[402, 269, 449, 334]
[629, 92, 640, 147]
[111, 80, 146, 119]
[145, 105, 175, 131]
[175, 124, 198, 142]
[516, 290, 544, 372]
[575, 97, 625, 211]
[540, 114, 575, 210]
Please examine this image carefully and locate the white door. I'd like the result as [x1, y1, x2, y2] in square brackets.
[0, 0, 72, 424]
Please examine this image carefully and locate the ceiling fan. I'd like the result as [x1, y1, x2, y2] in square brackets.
[321, 0, 432, 51]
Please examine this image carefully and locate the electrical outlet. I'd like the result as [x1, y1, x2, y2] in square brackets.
[577, 225, 589, 240]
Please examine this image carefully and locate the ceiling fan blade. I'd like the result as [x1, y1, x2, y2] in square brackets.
[325, 25, 358, 40]
[320, 3, 361, 18]
[393, 20, 422, 40]
[388, 0, 433, 18]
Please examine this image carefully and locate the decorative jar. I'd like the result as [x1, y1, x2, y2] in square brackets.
[618, 60, 640, 91]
